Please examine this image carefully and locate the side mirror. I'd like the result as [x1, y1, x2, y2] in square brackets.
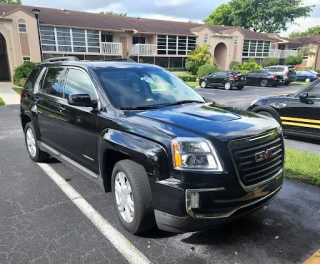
[68, 94, 96, 107]
[299, 92, 309, 103]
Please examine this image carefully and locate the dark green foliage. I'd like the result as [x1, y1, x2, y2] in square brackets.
[230, 61, 240, 70]
[233, 61, 262, 71]
[165, 67, 186, 72]
[0, 0, 21, 3]
[179, 75, 197, 82]
[261, 58, 280, 67]
[13, 62, 37, 86]
[289, 26, 320, 38]
[197, 64, 219, 77]
[284, 55, 303, 65]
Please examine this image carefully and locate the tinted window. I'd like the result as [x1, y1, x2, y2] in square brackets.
[307, 82, 320, 98]
[41, 68, 65, 97]
[25, 67, 40, 91]
[64, 69, 97, 100]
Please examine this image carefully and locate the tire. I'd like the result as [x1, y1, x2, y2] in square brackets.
[24, 123, 49, 162]
[252, 106, 282, 125]
[260, 79, 268, 87]
[236, 86, 244, 90]
[272, 84, 277, 87]
[111, 160, 155, 234]
[305, 78, 311, 83]
[224, 82, 232, 90]
[200, 81, 207, 88]
[284, 82, 290, 85]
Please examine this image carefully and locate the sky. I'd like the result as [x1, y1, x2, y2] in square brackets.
[23, 0, 320, 37]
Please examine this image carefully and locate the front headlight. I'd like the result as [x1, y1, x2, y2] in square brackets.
[171, 137, 223, 171]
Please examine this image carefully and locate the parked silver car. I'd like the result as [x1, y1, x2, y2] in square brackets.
[263, 65, 297, 85]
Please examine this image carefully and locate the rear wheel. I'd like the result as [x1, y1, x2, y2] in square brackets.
[237, 85, 244, 90]
[260, 79, 268, 87]
[24, 123, 49, 162]
[200, 81, 207, 88]
[305, 78, 311, 83]
[224, 82, 232, 90]
[111, 160, 155, 234]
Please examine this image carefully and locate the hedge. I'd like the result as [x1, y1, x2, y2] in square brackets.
[179, 75, 197, 82]
[197, 64, 219, 78]
[13, 62, 38, 86]
[166, 67, 186, 72]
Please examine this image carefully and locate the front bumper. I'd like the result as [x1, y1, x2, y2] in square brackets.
[154, 171, 283, 232]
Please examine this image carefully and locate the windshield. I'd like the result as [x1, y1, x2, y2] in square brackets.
[94, 67, 204, 109]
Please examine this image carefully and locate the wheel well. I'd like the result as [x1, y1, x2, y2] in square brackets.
[102, 149, 131, 192]
[251, 105, 282, 125]
[21, 114, 31, 131]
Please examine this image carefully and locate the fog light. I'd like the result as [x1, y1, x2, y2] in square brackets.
[190, 192, 199, 209]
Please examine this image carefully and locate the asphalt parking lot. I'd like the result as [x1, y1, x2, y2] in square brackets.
[1, 85, 320, 264]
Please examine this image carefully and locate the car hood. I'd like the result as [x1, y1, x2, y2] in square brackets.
[126, 102, 279, 142]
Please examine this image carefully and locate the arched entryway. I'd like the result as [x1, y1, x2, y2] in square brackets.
[0, 33, 10, 81]
[214, 43, 227, 70]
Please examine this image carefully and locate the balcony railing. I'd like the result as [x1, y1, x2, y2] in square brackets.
[101, 42, 123, 55]
[269, 49, 298, 58]
[131, 44, 157, 56]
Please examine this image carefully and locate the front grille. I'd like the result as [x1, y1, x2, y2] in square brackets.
[230, 135, 284, 186]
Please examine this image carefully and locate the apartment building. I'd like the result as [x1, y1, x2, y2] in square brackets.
[0, 3, 295, 81]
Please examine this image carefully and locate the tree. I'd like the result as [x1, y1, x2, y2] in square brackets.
[187, 45, 214, 74]
[298, 44, 317, 57]
[284, 55, 303, 65]
[289, 26, 320, 38]
[261, 58, 279, 67]
[204, 0, 314, 33]
[0, 0, 22, 3]
[99, 11, 127, 16]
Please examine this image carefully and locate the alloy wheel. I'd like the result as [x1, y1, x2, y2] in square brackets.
[260, 80, 268, 87]
[26, 128, 37, 158]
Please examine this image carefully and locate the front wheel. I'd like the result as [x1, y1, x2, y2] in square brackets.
[305, 78, 311, 83]
[224, 82, 232, 90]
[112, 160, 155, 234]
[260, 79, 268, 87]
[24, 123, 49, 162]
[200, 81, 207, 88]
[236, 85, 244, 90]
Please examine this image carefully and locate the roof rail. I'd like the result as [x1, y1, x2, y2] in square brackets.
[43, 56, 80, 63]
[102, 58, 136, 62]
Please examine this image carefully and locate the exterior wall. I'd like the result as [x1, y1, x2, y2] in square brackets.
[113, 32, 132, 57]
[211, 36, 233, 70]
[0, 10, 41, 81]
[230, 31, 244, 63]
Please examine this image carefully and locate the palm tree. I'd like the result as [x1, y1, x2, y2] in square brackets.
[187, 44, 214, 67]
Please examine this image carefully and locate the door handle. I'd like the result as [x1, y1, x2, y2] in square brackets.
[59, 106, 66, 112]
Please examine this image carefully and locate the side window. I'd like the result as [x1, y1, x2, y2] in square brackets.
[25, 67, 40, 91]
[64, 69, 97, 100]
[307, 83, 320, 98]
[41, 68, 65, 97]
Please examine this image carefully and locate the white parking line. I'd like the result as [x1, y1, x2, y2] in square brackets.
[37, 163, 151, 264]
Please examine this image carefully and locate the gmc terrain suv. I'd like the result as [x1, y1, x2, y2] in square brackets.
[20, 57, 284, 234]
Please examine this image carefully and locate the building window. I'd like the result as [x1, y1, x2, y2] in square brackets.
[39, 26, 100, 53]
[157, 35, 196, 56]
[19, 24, 27, 33]
[234, 39, 238, 45]
[242, 40, 270, 57]
[133, 37, 145, 44]
[23, 57, 30, 62]
[204, 34, 208, 44]
[101, 34, 113, 42]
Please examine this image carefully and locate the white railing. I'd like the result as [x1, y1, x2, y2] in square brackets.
[101, 42, 122, 55]
[269, 49, 298, 58]
[131, 44, 157, 56]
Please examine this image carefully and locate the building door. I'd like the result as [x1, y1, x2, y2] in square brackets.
[0, 33, 10, 81]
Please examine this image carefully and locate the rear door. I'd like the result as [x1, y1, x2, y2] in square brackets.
[57, 67, 99, 173]
[34, 67, 66, 149]
[282, 81, 320, 137]
[215, 71, 227, 87]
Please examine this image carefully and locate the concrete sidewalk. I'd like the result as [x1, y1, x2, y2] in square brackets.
[0, 83, 20, 105]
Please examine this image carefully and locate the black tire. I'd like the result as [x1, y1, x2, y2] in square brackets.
[111, 160, 155, 234]
[284, 82, 290, 85]
[24, 123, 49, 162]
[224, 81, 232, 90]
[236, 86, 244, 90]
[251, 106, 282, 125]
[200, 80, 207, 88]
[260, 79, 268, 87]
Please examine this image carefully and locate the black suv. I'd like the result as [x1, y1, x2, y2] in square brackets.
[20, 57, 284, 234]
[199, 71, 246, 90]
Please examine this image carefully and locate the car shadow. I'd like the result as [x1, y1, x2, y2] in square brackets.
[285, 135, 320, 145]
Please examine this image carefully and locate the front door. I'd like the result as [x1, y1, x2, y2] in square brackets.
[282, 82, 320, 137]
[57, 68, 99, 173]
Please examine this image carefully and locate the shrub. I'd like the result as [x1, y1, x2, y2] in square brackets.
[316, 69, 320, 73]
[305, 66, 312, 70]
[284, 55, 303, 65]
[165, 67, 186, 72]
[179, 75, 197, 82]
[233, 61, 262, 72]
[197, 64, 219, 77]
[19, 78, 27, 87]
[13, 62, 38, 86]
[247, 58, 256, 63]
[261, 58, 279, 67]
[236, 70, 250, 75]
[230, 61, 240, 70]
[185, 61, 198, 75]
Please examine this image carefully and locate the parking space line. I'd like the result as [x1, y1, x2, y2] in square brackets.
[37, 163, 151, 264]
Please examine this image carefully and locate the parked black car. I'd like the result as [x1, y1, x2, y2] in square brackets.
[248, 79, 320, 139]
[246, 70, 284, 87]
[20, 57, 284, 234]
[199, 71, 246, 90]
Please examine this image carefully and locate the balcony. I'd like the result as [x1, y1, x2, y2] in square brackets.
[131, 44, 157, 56]
[101, 42, 123, 55]
[269, 49, 298, 58]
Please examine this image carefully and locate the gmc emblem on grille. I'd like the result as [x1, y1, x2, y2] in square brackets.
[255, 146, 278, 162]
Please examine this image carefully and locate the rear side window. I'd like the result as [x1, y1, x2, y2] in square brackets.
[25, 67, 40, 91]
[41, 68, 66, 97]
[64, 68, 97, 100]
[268, 67, 284, 72]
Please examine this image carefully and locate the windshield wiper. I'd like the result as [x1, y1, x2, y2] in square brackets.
[157, 100, 204, 108]
[119, 100, 204, 110]
[119, 105, 161, 110]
